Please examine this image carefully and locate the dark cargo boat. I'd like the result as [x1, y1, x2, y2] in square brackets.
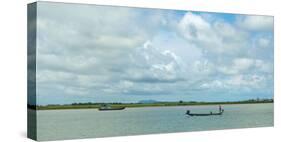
[98, 104, 125, 111]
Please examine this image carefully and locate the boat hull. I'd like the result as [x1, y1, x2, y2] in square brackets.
[186, 110, 224, 116]
[98, 107, 125, 111]
[187, 112, 223, 116]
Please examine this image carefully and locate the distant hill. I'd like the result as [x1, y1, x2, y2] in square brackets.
[138, 100, 158, 104]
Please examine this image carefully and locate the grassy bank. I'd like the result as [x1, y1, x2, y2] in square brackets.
[29, 99, 273, 110]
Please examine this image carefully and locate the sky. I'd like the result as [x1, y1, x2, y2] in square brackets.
[34, 2, 274, 105]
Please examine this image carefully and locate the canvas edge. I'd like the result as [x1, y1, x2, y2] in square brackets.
[27, 2, 38, 141]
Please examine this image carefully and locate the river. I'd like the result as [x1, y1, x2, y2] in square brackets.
[34, 103, 273, 141]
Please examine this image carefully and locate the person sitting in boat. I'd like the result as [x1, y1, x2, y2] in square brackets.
[186, 110, 190, 115]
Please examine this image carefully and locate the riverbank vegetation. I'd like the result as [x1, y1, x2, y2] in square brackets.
[28, 98, 274, 110]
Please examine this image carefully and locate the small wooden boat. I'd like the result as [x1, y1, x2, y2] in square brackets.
[186, 106, 224, 116]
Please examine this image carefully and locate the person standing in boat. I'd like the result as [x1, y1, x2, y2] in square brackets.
[219, 105, 222, 112]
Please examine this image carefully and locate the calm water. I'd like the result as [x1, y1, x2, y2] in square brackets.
[35, 103, 273, 141]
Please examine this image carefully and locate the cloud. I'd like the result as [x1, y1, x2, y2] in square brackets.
[217, 58, 255, 75]
[178, 12, 213, 41]
[178, 12, 250, 57]
[177, 12, 273, 74]
[236, 15, 273, 32]
[34, 2, 274, 104]
[200, 74, 272, 92]
[257, 37, 271, 48]
[226, 74, 270, 90]
[124, 41, 187, 84]
[200, 80, 225, 89]
[217, 58, 273, 75]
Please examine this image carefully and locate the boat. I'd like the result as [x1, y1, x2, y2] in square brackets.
[186, 106, 224, 116]
[98, 104, 125, 111]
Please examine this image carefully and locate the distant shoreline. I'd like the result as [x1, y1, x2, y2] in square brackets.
[29, 99, 273, 110]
